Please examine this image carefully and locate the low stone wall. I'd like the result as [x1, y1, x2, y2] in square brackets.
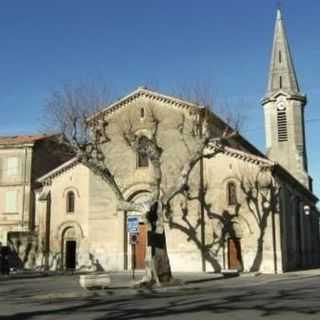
[79, 272, 111, 290]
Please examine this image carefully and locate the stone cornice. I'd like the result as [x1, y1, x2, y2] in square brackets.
[211, 145, 317, 203]
[0, 143, 34, 149]
[208, 144, 274, 168]
[88, 87, 204, 122]
[37, 157, 79, 185]
[261, 90, 307, 106]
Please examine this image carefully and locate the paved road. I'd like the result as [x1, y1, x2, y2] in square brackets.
[0, 272, 320, 319]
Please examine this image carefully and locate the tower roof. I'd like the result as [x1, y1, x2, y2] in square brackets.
[266, 9, 300, 97]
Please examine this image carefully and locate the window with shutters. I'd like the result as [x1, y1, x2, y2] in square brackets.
[0, 158, 3, 180]
[5, 191, 18, 213]
[6, 157, 19, 177]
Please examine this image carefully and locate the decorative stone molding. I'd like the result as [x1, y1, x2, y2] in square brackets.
[88, 87, 204, 122]
[56, 220, 85, 240]
[38, 157, 79, 185]
[63, 186, 80, 198]
[122, 182, 152, 201]
[208, 145, 274, 169]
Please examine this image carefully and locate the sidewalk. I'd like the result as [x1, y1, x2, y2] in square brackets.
[280, 268, 320, 278]
[0, 270, 226, 300]
[107, 271, 224, 289]
[1, 268, 320, 295]
[1, 268, 320, 303]
[2, 267, 320, 282]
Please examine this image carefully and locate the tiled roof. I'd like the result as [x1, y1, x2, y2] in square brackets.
[0, 134, 50, 145]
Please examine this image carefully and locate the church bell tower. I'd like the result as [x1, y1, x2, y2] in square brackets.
[261, 9, 311, 189]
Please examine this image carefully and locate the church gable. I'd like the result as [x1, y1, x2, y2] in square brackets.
[89, 87, 204, 122]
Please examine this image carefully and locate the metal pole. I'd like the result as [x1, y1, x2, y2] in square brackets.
[200, 157, 206, 272]
[131, 243, 136, 280]
[132, 243, 135, 280]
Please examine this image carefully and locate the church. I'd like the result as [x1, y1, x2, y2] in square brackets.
[1, 10, 319, 274]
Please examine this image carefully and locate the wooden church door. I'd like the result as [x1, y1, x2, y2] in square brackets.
[134, 224, 147, 269]
[228, 238, 242, 270]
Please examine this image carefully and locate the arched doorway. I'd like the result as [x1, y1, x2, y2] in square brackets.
[62, 227, 77, 270]
[126, 191, 151, 270]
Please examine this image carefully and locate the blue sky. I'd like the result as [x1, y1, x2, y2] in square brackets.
[0, 0, 319, 197]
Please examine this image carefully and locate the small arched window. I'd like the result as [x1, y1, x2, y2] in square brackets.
[227, 182, 237, 206]
[66, 191, 75, 213]
[140, 107, 145, 119]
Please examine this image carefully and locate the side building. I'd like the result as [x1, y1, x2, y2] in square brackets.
[0, 135, 71, 269]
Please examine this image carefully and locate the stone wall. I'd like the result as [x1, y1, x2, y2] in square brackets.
[35, 93, 319, 273]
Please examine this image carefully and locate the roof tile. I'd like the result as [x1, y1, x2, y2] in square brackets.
[0, 134, 50, 145]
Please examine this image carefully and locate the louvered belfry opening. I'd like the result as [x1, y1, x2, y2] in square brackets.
[277, 109, 288, 142]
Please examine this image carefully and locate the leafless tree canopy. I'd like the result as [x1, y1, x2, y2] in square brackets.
[42, 83, 113, 143]
[171, 82, 246, 132]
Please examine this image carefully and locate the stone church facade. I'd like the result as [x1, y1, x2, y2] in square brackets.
[1, 10, 319, 273]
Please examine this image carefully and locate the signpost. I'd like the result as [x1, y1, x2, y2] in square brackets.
[127, 216, 139, 234]
[127, 216, 139, 280]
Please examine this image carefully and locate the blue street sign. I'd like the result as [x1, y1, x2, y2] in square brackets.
[127, 216, 139, 234]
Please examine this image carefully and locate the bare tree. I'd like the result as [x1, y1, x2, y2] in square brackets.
[171, 82, 246, 132]
[43, 84, 237, 286]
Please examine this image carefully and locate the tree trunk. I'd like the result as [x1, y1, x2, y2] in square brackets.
[141, 232, 172, 286]
[139, 203, 172, 286]
[151, 232, 172, 283]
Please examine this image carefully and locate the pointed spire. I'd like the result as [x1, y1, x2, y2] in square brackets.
[266, 9, 300, 96]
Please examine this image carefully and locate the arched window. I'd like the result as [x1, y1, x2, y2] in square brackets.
[137, 136, 149, 168]
[227, 182, 237, 206]
[66, 191, 75, 213]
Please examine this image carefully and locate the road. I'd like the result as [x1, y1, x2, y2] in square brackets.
[0, 273, 320, 319]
